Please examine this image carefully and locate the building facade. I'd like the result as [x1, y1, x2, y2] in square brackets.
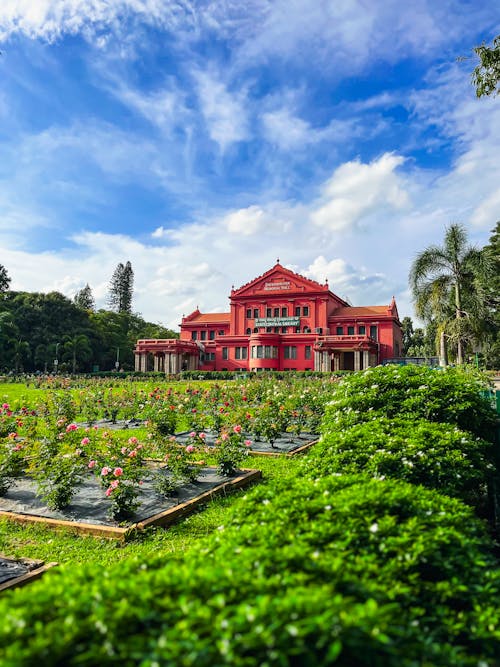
[135, 262, 403, 373]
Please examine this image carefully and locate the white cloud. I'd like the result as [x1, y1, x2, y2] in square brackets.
[309, 153, 409, 231]
[193, 69, 249, 150]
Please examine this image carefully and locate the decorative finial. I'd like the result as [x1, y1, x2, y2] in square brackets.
[276, 257, 280, 264]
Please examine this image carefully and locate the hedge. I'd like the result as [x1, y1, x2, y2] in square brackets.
[322, 365, 497, 441]
[302, 417, 495, 516]
[1, 475, 499, 666]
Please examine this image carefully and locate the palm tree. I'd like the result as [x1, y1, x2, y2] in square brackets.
[63, 334, 92, 374]
[409, 224, 492, 365]
[9, 338, 31, 373]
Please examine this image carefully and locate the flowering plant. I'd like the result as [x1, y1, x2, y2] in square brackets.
[0, 436, 26, 496]
[215, 424, 251, 476]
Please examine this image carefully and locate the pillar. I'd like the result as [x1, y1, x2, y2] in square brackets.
[140, 353, 148, 372]
[333, 353, 340, 371]
[314, 350, 322, 371]
[363, 350, 370, 369]
[134, 353, 140, 372]
[153, 355, 159, 372]
[354, 351, 361, 371]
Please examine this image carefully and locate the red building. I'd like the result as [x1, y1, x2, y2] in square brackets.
[135, 262, 403, 373]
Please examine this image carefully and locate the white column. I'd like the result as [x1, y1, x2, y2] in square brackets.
[354, 351, 361, 371]
[363, 350, 370, 368]
[333, 354, 340, 371]
[134, 353, 140, 372]
[140, 353, 148, 372]
[153, 355, 159, 372]
[314, 350, 322, 371]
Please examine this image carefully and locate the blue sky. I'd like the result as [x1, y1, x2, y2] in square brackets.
[0, 1, 499, 329]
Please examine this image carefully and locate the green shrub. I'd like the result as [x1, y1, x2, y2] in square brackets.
[1, 476, 499, 666]
[322, 365, 497, 441]
[302, 417, 496, 516]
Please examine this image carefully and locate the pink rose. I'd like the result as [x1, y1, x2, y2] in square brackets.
[114, 467, 123, 477]
[81, 437, 90, 446]
[88, 460, 97, 469]
[121, 447, 128, 454]
[189, 431, 196, 438]
[105, 487, 112, 497]
[221, 433, 229, 441]
[101, 466, 110, 476]
[128, 436, 138, 445]
[110, 479, 119, 489]
[8, 432, 17, 440]
[199, 432, 206, 440]
[244, 440, 252, 447]
[186, 444, 195, 454]
[66, 423, 78, 432]
[233, 425, 242, 433]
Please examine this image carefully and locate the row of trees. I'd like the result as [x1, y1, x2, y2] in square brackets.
[0, 262, 177, 374]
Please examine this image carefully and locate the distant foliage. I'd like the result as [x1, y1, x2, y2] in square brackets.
[73, 284, 95, 311]
[472, 34, 500, 97]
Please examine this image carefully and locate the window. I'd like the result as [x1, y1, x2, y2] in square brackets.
[222, 347, 228, 360]
[253, 327, 258, 333]
[274, 327, 280, 333]
[347, 326, 355, 335]
[295, 327, 301, 333]
[253, 308, 259, 318]
[370, 325, 378, 341]
[336, 326, 343, 335]
[204, 352, 215, 361]
[295, 306, 301, 316]
[266, 307, 272, 317]
[281, 307, 288, 317]
[209, 330, 215, 340]
[281, 327, 288, 333]
[218, 330, 225, 336]
[284, 346, 297, 359]
[305, 345, 312, 359]
[191, 331, 197, 340]
[246, 327, 251, 335]
[246, 308, 252, 318]
[303, 326, 311, 333]
[303, 306, 310, 316]
[201, 330, 207, 340]
[251, 345, 277, 359]
[235, 347, 248, 360]
[358, 326, 365, 335]
[266, 327, 272, 333]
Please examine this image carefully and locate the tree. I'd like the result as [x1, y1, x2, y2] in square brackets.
[107, 261, 134, 314]
[74, 284, 95, 311]
[476, 221, 500, 368]
[9, 338, 31, 373]
[472, 34, 500, 98]
[409, 223, 492, 365]
[0, 264, 11, 293]
[62, 333, 93, 374]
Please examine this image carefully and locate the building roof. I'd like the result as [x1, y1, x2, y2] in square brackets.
[331, 305, 393, 318]
[183, 311, 230, 324]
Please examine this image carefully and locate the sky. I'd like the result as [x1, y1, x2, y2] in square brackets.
[0, 1, 499, 331]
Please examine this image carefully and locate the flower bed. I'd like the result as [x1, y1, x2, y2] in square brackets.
[173, 430, 319, 456]
[0, 555, 56, 593]
[0, 466, 261, 539]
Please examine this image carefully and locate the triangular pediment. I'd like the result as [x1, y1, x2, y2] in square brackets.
[232, 263, 328, 297]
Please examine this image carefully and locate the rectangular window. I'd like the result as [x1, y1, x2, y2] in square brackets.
[305, 345, 312, 359]
[281, 307, 288, 317]
[201, 330, 207, 340]
[266, 307, 272, 317]
[281, 327, 288, 334]
[222, 347, 228, 360]
[253, 308, 259, 318]
[370, 325, 378, 341]
[209, 330, 215, 340]
[284, 346, 297, 359]
[303, 306, 310, 316]
[358, 326, 366, 335]
[336, 326, 343, 335]
[347, 326, 355, 335]
[274, 307, 280, 317]
[295, 306, 301, 316]
[246, 308, 252, 318]
[191, 331, 197, 340]
[235, 347, 248, 360]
